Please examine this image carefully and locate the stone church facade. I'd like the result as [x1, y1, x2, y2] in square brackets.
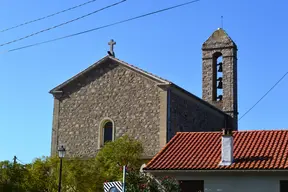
[49, 28, 238, 159]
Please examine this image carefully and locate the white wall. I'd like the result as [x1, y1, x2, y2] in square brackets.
[176, 175, 288, 192]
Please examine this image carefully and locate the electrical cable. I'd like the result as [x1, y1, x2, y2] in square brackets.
[0, 0, 127, 47]
[1, 0, 200, 53]
[4, 0, 284, 122]
[16, 157, 26, 165]
[239, 71, 288, 121]
[0, 0, 99, 33]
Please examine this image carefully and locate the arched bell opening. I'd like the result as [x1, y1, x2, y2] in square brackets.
[212, 52, 223, 102]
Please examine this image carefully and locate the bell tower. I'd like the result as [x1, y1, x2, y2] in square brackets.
[202, 28, 238, 130]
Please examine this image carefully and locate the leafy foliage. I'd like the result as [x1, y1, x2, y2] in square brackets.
[95, 135, 144, 182]
[0, 160, 28, 191]
[125, 170, 180, 192]
[157, 176, 181, 192]
[61, 157, 100, 192]
[0, 135, 180, 192]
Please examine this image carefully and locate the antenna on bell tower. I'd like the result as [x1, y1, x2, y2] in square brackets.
[221, 16, 224, 29]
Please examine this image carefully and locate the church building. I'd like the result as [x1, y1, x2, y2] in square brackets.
[49, 28, 238, 160]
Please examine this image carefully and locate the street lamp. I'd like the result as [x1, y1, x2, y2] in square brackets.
[58, 145, 66, 192]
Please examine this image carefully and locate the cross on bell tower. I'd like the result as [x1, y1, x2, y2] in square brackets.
[108, 39, 116, 57]
[202, 28, 238, 130]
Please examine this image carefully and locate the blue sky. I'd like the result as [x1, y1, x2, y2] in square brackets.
[0, 0, 287, 163]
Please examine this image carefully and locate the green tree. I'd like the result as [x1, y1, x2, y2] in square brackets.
[21, 156, 58, 192]
[0, 135, 180, 192]
[60, 157, 100, 192]
[0, 160, 14, 191]
[95, 135, 144, 191]
[0, 160, 28, 192]
[22, 156, 99, 192]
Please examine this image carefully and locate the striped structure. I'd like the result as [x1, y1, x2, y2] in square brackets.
[103, 181, 123, 192]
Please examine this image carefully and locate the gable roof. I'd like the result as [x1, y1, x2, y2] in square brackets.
[202, 28, 237, 50]
[144, 130, 288, 171]
[49, 56, 171, 94]
[49, 55, 229, 117]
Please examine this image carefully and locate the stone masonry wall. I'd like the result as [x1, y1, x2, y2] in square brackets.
[202, 48, 238, 130]
[168, 89, 226, 141]
[202, 29, 238, 130]
[53, 60, 162, 158]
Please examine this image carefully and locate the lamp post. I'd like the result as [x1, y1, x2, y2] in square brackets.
[122, 165, 126, 192]
[58, 145, 66, 192]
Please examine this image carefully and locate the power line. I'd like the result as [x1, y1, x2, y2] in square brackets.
[0, 0, 98, 33]
[1, 0, 201, 53]
[4, 0, 284, 122]
[0, 0, 127, 47]
[16, 156, 26, 165]
[239, 71, 288, 121]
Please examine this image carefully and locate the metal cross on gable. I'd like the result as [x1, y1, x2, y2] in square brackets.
[108, 39, 116, 57]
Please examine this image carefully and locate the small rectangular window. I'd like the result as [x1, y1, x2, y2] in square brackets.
[280, 180, 288, 192]
[179, 180, 204, 192]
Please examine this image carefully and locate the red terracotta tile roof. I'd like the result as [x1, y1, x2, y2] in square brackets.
[145, 130, 288, 170]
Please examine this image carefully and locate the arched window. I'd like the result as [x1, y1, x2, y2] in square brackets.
[103, 121, 113, 143]
[98, 118, 115, 148]
[212, 52, 223, 101]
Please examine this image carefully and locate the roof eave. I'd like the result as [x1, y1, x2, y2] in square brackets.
[49, 55, 111, 94]
[109, 57, 171, 85]
[144, 169, 288, 173]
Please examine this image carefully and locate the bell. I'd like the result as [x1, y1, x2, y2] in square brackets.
[217, 95, 223, 101]
[217, 81, 223, 89]
[217, 62, 223, 72]
[217, 77, 222, 81]
[217, 77, 223, 89]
